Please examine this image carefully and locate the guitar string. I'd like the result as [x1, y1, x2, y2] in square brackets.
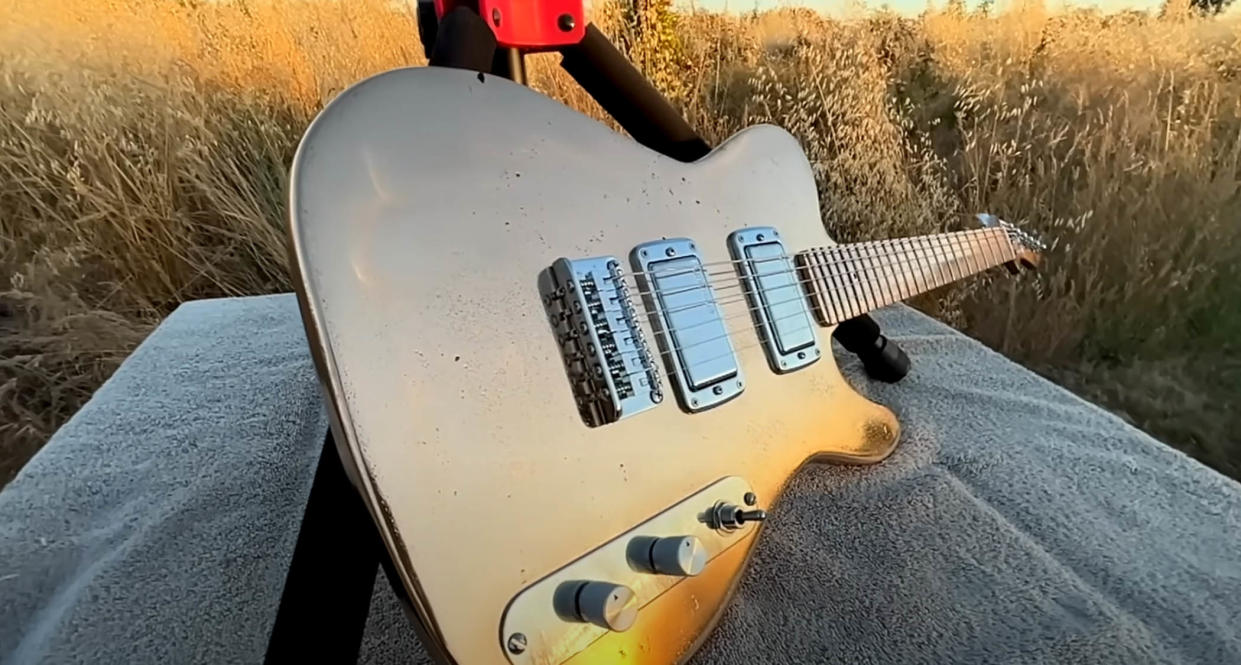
[606, 234, 1015, 319]
[590, 254, 990, 385]
[579, 235, 1010, 346]
[554, 231, 1029, 390]
[611, 232, 1017, 304]
[592, 236, 1017, 378]
[621, 227, 1023, 278]
[619, 227, 1022, 281]
[618, 229, 1012, 291]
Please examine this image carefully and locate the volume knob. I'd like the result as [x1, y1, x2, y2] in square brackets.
[629, 536, 707, 576]
[553, 581, 638, 632]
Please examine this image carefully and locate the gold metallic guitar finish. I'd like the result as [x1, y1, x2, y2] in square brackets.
[289, 67, 900, 664]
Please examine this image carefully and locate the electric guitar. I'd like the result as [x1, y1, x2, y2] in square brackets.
[287, 66, 1043, 665]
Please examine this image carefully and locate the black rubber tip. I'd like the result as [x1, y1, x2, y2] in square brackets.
[832, 315, 911, 383]
[857, 334, 911, 384]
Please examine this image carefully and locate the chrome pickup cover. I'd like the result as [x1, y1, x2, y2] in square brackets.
[630, 238, 743, 412]
[541, 257, 663, 427]
[728, 227, 820, 374]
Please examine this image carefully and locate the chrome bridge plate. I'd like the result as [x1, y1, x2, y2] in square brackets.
[540, 256, 663, 427]
[500, 476, 757, 665]
[630, 238, 743, 413]
[728, 227, 820, 374]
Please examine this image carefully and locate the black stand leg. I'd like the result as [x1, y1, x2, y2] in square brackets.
[427, 6, 497, 72]
[264, 432, 383, 663]
[559, 25, 710, 162]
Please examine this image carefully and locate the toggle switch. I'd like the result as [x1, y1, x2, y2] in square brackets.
[628, 535, 707, 576]
[707, 501, 767, 532]
[553, 581, 638, 632]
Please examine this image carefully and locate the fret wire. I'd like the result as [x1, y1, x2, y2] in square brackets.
[841, 244, 864, 319]
[869, 240, 891, 312]
[936, 232, 954, 286]
[864, 241, 881, 310]
[943, 232, 960, 285]
[977, 228, 992, 271]
[805, 254, 830, 324]
[843, 243, 863, 317]
[966, 229, 983, 276]
[824, 246, 849, 321]
[903, 236, 923, 301]
[881, 239, 900, 309]
[816, 248, 842, 324]
[845, 244, 862, 319]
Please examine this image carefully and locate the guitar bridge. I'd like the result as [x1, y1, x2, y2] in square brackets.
[541, 257, 663, 427]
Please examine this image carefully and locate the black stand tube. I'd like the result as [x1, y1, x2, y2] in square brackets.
[264, 432, 383, 664]
[428, 6, 497, 72]
[492, 47, 527, 84]
[560, 25, 710, 163]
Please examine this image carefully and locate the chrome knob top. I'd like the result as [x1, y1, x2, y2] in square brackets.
[553, 581, 638, 632]
[628, 535, 707, 577]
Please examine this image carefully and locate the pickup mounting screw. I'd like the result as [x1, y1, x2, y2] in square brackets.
[744, 492, 757, 506]
[665, 247, 676, 257]
[712, 385, 723, 395]
[507, 632, 527, 654]
[757, 233, 765, 241]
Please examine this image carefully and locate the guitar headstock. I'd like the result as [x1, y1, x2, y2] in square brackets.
[977, 213, 1046, 272]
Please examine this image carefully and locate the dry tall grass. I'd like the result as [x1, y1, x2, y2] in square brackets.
[2, 0, 1239, 485]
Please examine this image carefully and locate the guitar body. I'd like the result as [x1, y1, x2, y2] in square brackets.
[290, 67, 899, 664]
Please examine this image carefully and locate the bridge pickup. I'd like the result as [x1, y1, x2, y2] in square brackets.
[541, 257, 663, 427]
[630, 238, 743, 413]
[728, 227, 820, 374]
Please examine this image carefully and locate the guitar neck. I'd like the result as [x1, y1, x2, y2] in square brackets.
[795, 228, 1017, 325]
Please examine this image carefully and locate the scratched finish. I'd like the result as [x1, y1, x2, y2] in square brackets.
[288, 67, 900, 665]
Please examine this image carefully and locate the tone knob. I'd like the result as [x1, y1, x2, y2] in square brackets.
[553, 581, 638, 632]
[628, 535, 707, 576]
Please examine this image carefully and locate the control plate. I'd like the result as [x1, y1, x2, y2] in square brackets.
[499, 476, 758, 665]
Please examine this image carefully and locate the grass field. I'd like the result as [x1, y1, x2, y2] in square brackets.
[1, 0, 1239, 485]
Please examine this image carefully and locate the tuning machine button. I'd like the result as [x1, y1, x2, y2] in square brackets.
[627, 535, 707, 576]
[553, 581, 638, 632]
[707, 501, 767, 532]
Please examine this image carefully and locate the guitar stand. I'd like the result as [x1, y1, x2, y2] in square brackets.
[265, 5, 909, 662]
